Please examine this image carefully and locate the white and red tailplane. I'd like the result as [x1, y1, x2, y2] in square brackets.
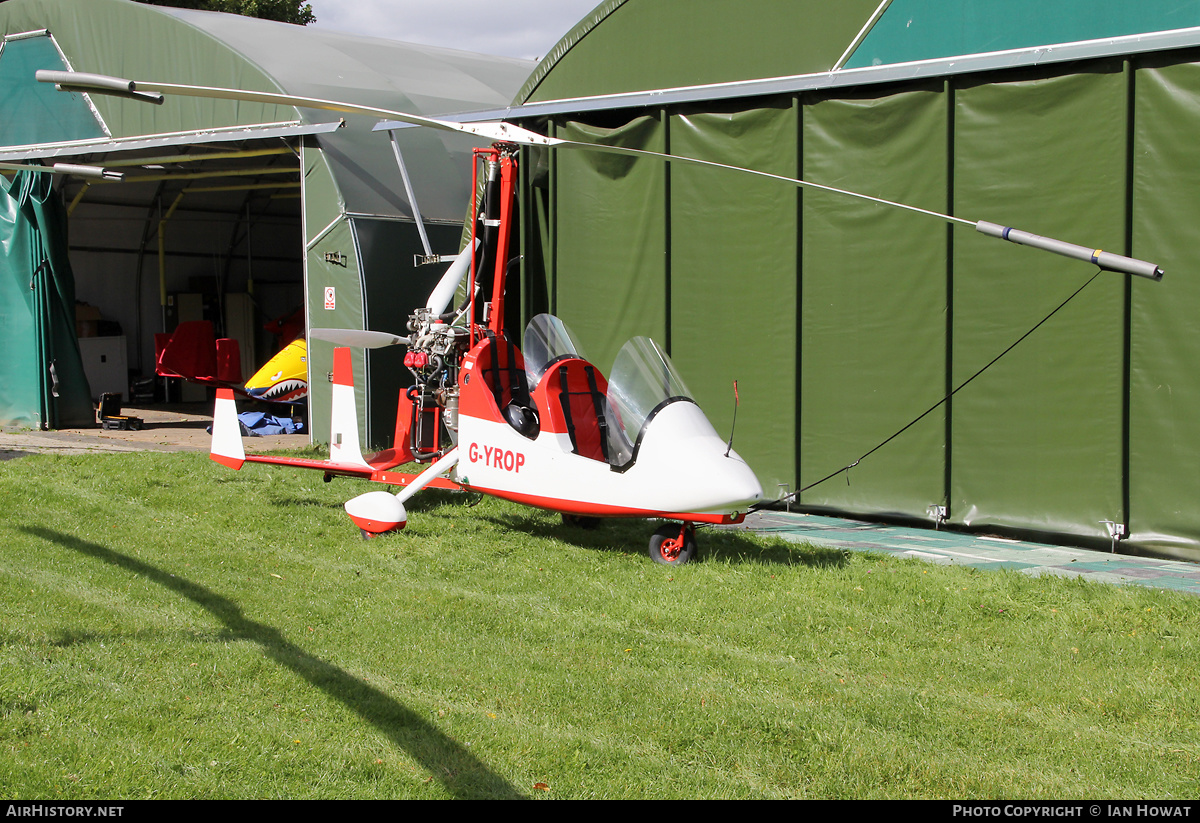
[210, 346, 372, 472]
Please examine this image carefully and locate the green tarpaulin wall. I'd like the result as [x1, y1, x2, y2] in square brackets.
[0, 33, 106, 147]
[845, 0, 1200, 69]
[516, 48, 1200, 560]
[0, 169, 93, 429]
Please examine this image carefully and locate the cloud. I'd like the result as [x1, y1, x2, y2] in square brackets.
[307, 0, 603, 61]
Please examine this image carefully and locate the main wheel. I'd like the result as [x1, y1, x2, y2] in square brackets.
[562, 513, 601, 530]
[649, 523, 697, 565]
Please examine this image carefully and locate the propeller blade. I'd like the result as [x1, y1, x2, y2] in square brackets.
[310, 329, 410, 348]
[426, 241, 478, 317]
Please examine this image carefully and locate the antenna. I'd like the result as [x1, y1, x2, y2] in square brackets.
[725, 380, 740, 458]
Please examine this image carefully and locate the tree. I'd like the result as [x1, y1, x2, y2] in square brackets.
[133, 1, 316, 26]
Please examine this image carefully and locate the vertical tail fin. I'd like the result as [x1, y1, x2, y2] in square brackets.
[210, 388, 245, 469]
[329, 347, 372, 468]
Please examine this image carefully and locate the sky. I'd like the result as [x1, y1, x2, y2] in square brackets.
[306, 0, 605, 62]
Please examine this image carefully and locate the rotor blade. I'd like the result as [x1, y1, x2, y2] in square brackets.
[310, 329, 410, 348]
[35, 70, 165, 104]
[546, 139, 1164, 280]
[35, 71, 556, 145]
[0, 161, 124, 181]
[39, 72, 1161, 279]
[380, 114, 1166, 279]
[51, 163, 126, 181]
[975, 222, 1162, 281]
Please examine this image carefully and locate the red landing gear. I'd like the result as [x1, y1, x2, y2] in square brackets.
[649, 522, 697, 565]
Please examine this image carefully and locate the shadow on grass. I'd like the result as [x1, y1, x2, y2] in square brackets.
[263, 486, 474, 514]
[481, 511, 850, 568]
[22, 526, 526, 800]
[701, 527, 849, 567]
[248, 480, 847, 569]
[268, 495, 345, 509]
[402, 488, 477, 514]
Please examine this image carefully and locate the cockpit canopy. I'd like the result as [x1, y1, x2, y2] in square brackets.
[522, 315, 697, 470]
[605, 336, 695, 468]
[523, 314, 592, 388]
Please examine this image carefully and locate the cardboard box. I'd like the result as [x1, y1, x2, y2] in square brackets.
[75, 303, 102, 338]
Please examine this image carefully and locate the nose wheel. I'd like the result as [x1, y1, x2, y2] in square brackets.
[649, 522, 697, 565]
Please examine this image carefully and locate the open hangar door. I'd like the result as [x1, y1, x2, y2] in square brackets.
[58, 134, 310, 409]
[0, 0, 535, 438]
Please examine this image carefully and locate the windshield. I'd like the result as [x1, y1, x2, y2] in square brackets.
[606, 337, 695, 468]
[523, 314, 592, 387]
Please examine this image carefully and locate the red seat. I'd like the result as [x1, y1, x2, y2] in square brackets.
[534, 358, 610, 463]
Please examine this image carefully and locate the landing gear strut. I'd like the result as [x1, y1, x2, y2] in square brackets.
[649, 522, 697, 565]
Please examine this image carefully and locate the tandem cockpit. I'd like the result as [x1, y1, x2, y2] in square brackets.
[506, 314, 700, 472]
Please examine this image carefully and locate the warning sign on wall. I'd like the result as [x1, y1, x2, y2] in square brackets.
[324, 287, 336, 310]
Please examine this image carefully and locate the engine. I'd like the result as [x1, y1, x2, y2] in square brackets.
[402, 307, 471, 457]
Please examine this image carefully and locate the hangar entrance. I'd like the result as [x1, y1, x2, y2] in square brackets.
[0, 3, 535, 440]
[0, 26, 331, 425]
[2, 127, 333, 427]
[62, 135, 308, 406]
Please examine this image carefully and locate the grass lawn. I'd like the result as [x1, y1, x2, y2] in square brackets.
[1, 449, 1198, 799]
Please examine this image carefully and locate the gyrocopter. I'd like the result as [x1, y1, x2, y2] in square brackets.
[36, 70, 1164, 564]
[208, 140, 765, 565]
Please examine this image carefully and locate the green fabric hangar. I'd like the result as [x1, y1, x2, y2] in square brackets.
[0, 0, 531, 441]
[505, 0, 1200, 560]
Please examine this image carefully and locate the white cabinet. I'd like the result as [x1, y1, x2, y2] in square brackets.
[78, 335, 128, 402]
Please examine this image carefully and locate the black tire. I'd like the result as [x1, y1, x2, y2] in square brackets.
[562, 513, 601, 530]
[649, 523, 697, 565]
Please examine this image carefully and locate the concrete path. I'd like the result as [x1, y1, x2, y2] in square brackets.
[740, 510, 1200, 596]
[0, 403, 301, 460]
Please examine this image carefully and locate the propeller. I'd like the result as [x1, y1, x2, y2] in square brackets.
[36, 70, 1163, 281]
[309, 329, 409, 348]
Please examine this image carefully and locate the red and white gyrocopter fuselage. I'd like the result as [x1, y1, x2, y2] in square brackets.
[210, 144, 763, 564]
